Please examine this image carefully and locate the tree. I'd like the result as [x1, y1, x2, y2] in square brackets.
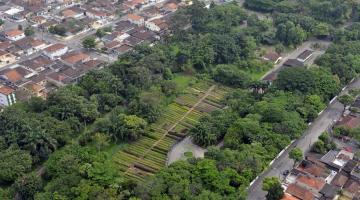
[0, 148, 32, 183]
[263, 177, 284, 200]
[289, 148, 303, 167]
[49, 25, 67, 36]
[338, 94, 355, 109]
[92, 133, 110, 152]
[275, 67, 316, 94]
[266, 183, 284, 200]
[14, 172, 43, 200]
[82, 37, 96, 49]
[95, 29, 106, 38]
[24, 27, 35, 36]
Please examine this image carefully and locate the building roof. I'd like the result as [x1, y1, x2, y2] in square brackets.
[297, 160, 329, 178]
[343, 179, 360, 194]
[61, 52, 90, 65]
[319, 183, 339, 199]
[283, 59, 304, 67]
[297, 50, 314, 61]
[286, 184, 314, 200]
[281, 194, 299, 200]
[331, 173, 349, 187]
[0, 67, 31, 83]
[296, 175, 325, 190]
[263, 52, 281, 62]
[0, 85, 14, 95]
[44, 43, 67, 53]
[164, 3, 178, 10]
[114, 44, 132, 54]
[4, 29, 24, 37]
[336, 115, 360, 129]
[62, 9, 77, 18]
[127, 13, 143, 21]
[321, 150, 339, 164]
[20, 55, 52, 71]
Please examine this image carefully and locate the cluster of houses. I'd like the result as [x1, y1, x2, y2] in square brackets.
[281, 149, 359, 200]
[0, 0, 184, 108]
[0, 42, 105, 107]
[280, 98, 360, 200]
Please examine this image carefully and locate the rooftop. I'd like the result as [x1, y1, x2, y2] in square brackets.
[0, 85, 14, 95]
[286, 184, 314, 200]
[297, 50, 314, 60]
[296, 175, 325, 190]
[61, 52, 90, 65]
[127, 13, 143, 21]
[4, 29, 24, 37]
[44, 43, 67, 53]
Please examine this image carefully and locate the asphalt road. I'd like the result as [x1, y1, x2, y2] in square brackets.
[247, 78, 360, 200]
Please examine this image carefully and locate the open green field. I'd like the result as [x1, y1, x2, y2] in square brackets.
[112, 81, 232, 182]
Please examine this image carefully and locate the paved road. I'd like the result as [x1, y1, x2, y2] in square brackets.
[247, 78, 360, 200]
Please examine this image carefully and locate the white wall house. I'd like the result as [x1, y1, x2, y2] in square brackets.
[43, 43, 68, 60]
[0, 86, 16, 107]
[4, 30, 25, 41]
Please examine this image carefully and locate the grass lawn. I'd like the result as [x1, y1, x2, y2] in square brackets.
[172, 74, 195, 90]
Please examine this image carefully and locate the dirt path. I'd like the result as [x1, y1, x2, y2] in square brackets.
[124, 85, 216, 174]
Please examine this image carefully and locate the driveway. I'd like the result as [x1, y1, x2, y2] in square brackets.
[247, 78, 360, 199]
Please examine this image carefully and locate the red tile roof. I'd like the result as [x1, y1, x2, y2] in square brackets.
[44, 43, 67, 53]
[286, 184, 314, 200]
[296, 175, 325, 190]
[0, 86, 14, 95]
[5, 29, 24, 37]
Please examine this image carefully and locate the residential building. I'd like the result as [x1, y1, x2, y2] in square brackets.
[127, 13, 144, 26]
[0, 50, 16, 64]
[60, 51, 90, 67]
[145, 18, 168, 32]
[297, 50, 314, 62]
[0, 85, 16, 106]
[4, 29, 25, 41]
[262, 52, 282, 64]
[43, 43, 68, 60]
[163, 3, 178, 12]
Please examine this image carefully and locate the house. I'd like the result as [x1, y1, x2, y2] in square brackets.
[86, 8, 108, 20]
[0, 85, 16, 106]
[127, 14, 144, 26]
[111, 44, 132, 55]
[46, 71, 73, 87]
[130, 28, 157, 43]
[123, 36, 143, 46]
[163, 3, 178, 12]
[60, 51, 90, 67]
[123, 0, 145, 10]
[19, 55, 53, 72]
[295, 175, 325, 192]
[283, 59, 304, 67]
[30, 16, 47, 26]
[297, 50, 314, 62]
[4, 29, 25, 41]
[145, 18, 168, 32]
[331, 172, 348, 188]
[343, 179, 360, 199]
[13, 37, 47, 55]
[0, 67, 34, 84]
[115, 20, 135, 33]
[280, 194, 299, 200]
[22, 81, 46, 98]
[319, 183, 340, 200]
[43, 43, 68, 60]
[285, 184, 315, 200]
[61, 7, 84, 19]
[262, 52, 282, 64]
[0, 50, 16, 65]
[335, 115, 360, 129]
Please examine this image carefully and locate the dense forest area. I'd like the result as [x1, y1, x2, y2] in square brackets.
[0, 0, 360, 199]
